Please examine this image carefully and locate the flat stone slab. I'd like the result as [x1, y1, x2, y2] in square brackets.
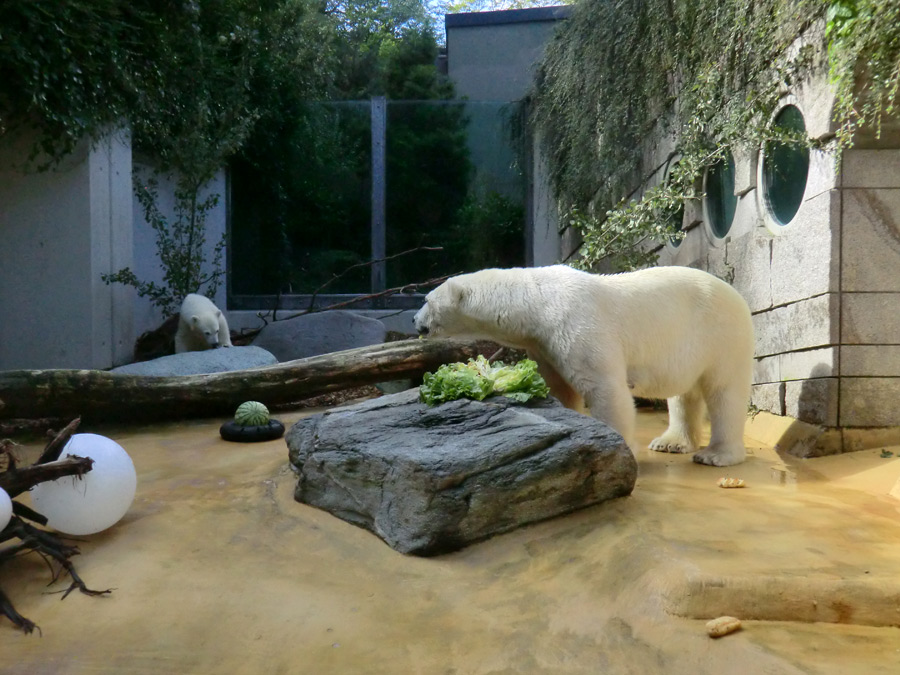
[286, 390, 637, 556]
[110, 345, 277, 376]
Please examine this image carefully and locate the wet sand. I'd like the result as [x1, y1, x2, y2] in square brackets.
[3, 406, 900, 674]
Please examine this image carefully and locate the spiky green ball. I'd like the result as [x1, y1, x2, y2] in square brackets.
[234, 401, 270, 427]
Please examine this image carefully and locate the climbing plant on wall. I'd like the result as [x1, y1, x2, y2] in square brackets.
[530, 0, 900, 271]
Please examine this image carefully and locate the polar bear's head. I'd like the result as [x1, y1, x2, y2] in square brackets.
[414, 269, 525, 343]
[414, 277, 470, 338]
[191, 311, 222, 348]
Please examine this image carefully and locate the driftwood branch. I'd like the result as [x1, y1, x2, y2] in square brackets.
[0, 418, 104, 635]
[0, 338, 483, 424]
[0, 518, 112, 634]
[37, 417, 81, 464]
[0, 456, 94, 500]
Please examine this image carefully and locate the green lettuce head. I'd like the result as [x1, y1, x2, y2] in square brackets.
[419, 356, 550, 406]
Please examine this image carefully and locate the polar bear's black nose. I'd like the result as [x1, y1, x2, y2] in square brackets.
[417, 325, 429, 336]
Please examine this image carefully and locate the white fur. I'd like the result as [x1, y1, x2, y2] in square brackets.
[175, 293, 232, 354]
[413, 265, 754, 467]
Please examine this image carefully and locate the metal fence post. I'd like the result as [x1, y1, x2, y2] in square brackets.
[371, 96, 387, 293]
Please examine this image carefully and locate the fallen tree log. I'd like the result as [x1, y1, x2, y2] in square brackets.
[0, 339, 483, 424]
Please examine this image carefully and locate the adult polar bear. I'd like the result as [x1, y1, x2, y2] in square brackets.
[414, 265, 754, 467]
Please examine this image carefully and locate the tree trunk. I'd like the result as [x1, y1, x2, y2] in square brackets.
[0, 339, 482, 424]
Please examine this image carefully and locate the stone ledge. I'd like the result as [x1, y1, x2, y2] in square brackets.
[745, 410, 900, 457]
[840, 377, 900, 427]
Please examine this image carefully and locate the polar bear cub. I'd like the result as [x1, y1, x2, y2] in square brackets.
[175, 293, 233, 353]
[413, 265, 754, 467]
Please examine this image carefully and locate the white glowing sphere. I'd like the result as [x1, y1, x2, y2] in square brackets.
[31, 433, 137, 535]
[0, 487, 12, 531]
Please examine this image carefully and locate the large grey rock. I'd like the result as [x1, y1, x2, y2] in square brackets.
[111, 346, 276, 376]
[287, 390, 637, 556]
[250, 311, 386, 362]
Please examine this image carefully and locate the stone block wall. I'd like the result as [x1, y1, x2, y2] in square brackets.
[529, 55, 900, 443]
[838, 150, 900, 427]
[651, 78, 900, 438]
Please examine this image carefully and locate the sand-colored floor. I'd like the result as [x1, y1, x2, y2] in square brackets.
[3, 405, 900, 674]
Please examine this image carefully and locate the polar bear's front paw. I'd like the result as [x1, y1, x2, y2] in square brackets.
[692, 443, 746, 467]
[649, 434, 696, 454]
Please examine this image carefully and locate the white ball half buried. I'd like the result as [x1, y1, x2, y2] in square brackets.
[31, 433, 137, 535]
[0, 487, 12, 531]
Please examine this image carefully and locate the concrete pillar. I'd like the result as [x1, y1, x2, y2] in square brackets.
[0, 129, 134, 370]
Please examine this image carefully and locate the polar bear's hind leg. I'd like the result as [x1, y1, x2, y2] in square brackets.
[649, 385, 704, 454]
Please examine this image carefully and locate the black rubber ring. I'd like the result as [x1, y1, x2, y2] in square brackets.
[219, 419, 285, 443]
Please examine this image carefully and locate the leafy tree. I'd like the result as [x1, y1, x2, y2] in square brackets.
[1, 0, 335, 311]
[230, 2, 475, 294]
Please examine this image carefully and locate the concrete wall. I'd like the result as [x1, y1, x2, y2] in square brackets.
[131, 162, 228, 339]
[446, 6, 571, 263]
[446, 6, 571, 102]
[0, 132, 227, 370]
[0, 130, 134, 370]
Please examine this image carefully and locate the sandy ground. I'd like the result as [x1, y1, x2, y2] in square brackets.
[3, 404, 900, 674]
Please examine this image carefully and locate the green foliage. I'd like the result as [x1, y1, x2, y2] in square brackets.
[327, 0, 434, 98]
[102, 172, 225, 317]
[446, 191, 525, 271]
[530, 0, 842, 271]
[230, 102, 372, 294]
[419, 356, 549, 405]
[0, 1, 333, 177]
[826, 0, 900, 148]
[0, 0, 135, 162]
[385, 98, 472, 287]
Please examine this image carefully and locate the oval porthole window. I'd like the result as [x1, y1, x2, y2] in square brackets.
[705, 152, 737, 239]
[762, 105, 809, 226]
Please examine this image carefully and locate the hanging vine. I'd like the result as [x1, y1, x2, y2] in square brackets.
[530, 0, 899, 270]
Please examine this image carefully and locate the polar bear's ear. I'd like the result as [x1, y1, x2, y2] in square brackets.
[446, 278, 467, 304]
[191, 315, 200, 326]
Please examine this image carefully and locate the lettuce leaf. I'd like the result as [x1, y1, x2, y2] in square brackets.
[419, 356, 550, 406]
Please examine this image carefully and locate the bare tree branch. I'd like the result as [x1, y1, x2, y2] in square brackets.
[305, 244, 444, 313]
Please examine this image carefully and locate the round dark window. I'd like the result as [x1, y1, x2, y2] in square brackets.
[705, 153, 737, 238]
[762, 105, 809, 226]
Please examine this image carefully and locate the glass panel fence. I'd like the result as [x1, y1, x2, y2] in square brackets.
[229, 99, 526, 310]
